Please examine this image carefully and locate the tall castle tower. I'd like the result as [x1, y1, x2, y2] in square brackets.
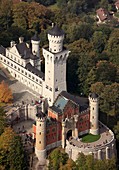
[42, 24, 70, 106]
[35, 113, 46, 163]
[31, 33, 41, 71]
[89, 93, 99, 135]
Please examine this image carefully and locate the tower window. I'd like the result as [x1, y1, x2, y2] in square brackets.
[39, 124, 41, 126]
[39, 132, 41, 135]
[39, 141, 41, 144]
[55, 87, 58, 92]
[49, 87, 52, 91]
[93, 107, 94, 110]
[92, 116, 94, 119]
[46, 85, 48, 89]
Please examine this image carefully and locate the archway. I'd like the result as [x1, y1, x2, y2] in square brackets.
[66, 130, 72, 140]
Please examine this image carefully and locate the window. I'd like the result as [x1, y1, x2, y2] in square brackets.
[39, 132, 41, 135]
[92, 116, 94, 119]
[25, 72, 27, 76]
[36, 79, 38, 82]
[4, 59, 6, 62]
[32, 76, 34, 80]
[39, 141, 41, 144]
[29, 74, 31, 77]
[11, 63, 13, 67]
[46, 85, 48, 89]
[40, 81, 42, 84]
[49, 98, 51, 102]
[49, 87, 52, 91]
[52, 128, 55, 132]
[7, 61, 9, 64]
[93, 107, 94, 110]
[55, 87, 58, 92]
[40, 124, 41, 126]
[18, 68, 20, 71]
[22, 70, 24, 73]
[14, 66, 16, 69]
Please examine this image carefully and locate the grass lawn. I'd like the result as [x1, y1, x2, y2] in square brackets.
[81, 134, 100, 143]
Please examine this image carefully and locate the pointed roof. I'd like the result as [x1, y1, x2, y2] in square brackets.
[31, 32, 40, 41]
[89, 93, 98, 99]
[48, 25, 64, 36]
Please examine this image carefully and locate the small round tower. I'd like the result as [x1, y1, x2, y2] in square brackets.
[89, 93, 99, 135]
[31, 32, 40, 57]
[31, 33, 41, 70]
[47, 24, 64, 53]
[35, 112, 46, 163]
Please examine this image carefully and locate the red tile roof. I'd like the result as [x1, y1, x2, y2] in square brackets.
[96, 8, 109, 22]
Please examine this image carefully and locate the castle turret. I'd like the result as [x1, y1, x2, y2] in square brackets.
[48, 24, 64, 53]
[42, 24, 70, 106]
[35, 112, 46, 163]
[89, 93, 99, 135]
[31, 33, 41, 71]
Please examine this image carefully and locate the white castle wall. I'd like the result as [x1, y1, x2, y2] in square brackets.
[0, 54, 43, 94]
[65, 121, 116, 161]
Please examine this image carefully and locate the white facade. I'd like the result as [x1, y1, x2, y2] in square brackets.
[0, 25, 69, 106]
[35, 117, 46, 162]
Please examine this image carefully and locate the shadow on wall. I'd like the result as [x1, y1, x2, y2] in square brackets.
[13, 91, 27, 102]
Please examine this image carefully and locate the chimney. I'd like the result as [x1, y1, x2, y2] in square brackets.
[52, 23, 54, 28]
[10, 41, 15, 47]
[19, 37, 24, 43]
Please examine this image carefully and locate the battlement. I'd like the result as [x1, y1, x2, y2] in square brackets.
[89, 97, 99, 103]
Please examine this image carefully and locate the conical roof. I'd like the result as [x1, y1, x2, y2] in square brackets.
[48, 25, 64, 36]
[31, 32, 40, 41]
[89, 93, 98, 98]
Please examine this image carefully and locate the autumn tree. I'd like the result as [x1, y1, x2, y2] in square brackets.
[0, 81, 13, 103]
[13, 2, 52, 31]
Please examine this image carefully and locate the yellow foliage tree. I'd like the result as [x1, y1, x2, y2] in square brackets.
[0, 81, 13, 103]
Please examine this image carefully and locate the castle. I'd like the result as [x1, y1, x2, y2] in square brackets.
[33, 91, 116, 162]
[0, 25, 116, 162]
[0, 24, 70, 106]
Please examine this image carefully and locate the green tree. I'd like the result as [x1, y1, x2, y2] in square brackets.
[106, 29, 119, 65]
[100, 83, 119, 124]
[48, 148, 69, 170]
[0, 0, 13, 30]
[0, 127, 27, 170]
[0, 107, 6, 135]
[95, 61, 117, 84]
[114, 121, 119, 140]
[92, 31, 107, 53]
